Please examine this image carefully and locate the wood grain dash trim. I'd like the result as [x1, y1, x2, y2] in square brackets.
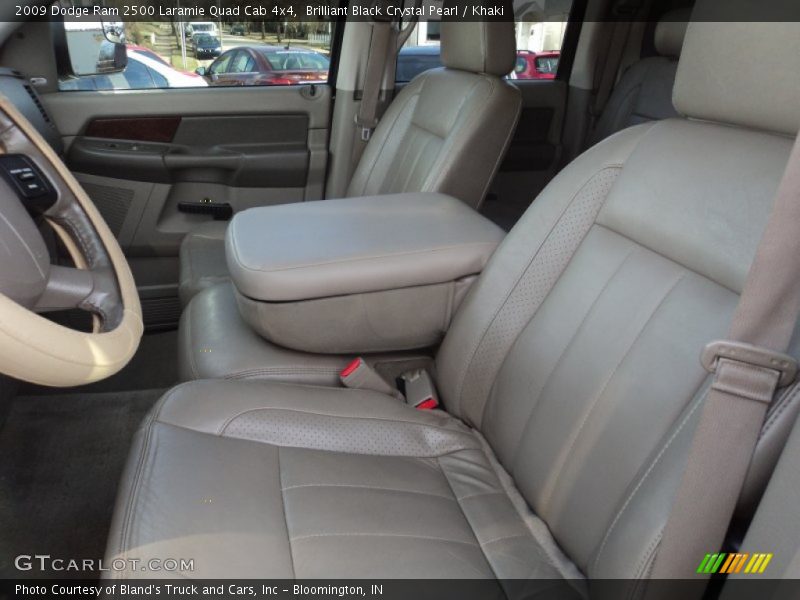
[84, 116, 182, 143]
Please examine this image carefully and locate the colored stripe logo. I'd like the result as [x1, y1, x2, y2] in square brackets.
[696, 552, 773, 574]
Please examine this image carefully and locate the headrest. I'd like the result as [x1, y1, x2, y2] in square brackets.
[440, 1, 516, 76]
[673, 0, 800, 135]
[653, 8, 691, 57]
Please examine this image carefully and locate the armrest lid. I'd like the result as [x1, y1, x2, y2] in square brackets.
[226, 192, 505, 302]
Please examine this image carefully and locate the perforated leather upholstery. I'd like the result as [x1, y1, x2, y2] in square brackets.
[109, 16, 800, 585]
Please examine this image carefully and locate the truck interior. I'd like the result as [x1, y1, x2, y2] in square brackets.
[0, 0, 799, 596]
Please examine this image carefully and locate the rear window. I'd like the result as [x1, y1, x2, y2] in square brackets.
[396, 52, 443, 83]
[536, 55, 560, 74]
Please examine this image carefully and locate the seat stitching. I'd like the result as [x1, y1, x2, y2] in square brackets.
[424, 77, 499, 193]
[451, 166, 625, 416]
[231, 241, 499, 274]
[289, 532, 480, 548]
[633, 529, 663, 584]
[480, 533, 529, 547]
[277, 447, 296, 577]
[539, 271, 687, 509]
[457, 491, 505, 501]
[437, 456, 503, 580]
[117, 392, 168, 569]
[452, 122, 662, 420]
[224, 367, 341, 380]
[282, 483, 456, 503]
[398, 128, 438, 192]
[507, 245, 636, 469]
[761, 382, 800, 438]
[353, 80, 425, 195]
[590, 388, 706, 573]
[592, 222, 742, 294]
[185, 302, 200, 379]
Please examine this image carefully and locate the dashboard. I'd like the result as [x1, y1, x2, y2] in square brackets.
[0, 67, 62, 154]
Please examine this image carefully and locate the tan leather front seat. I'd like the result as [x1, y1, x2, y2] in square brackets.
[106, 16, 800, 585]
[178, 17, 521, 306]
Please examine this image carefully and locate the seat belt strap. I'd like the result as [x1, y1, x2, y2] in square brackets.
[649, 131, 800, 584]
[354, 19, 393, 146]
[591, 20, 630, 120]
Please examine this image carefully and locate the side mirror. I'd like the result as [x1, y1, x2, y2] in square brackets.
[64, 22, 128, 76]
[195, 66, 207, 77]
[97, 41, 128, 73]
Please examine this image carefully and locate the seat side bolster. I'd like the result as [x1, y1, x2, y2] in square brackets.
[152, 379, 480, 457]
[436, 123, 657, 426]
[422, 77, 521, 209]
[345, 75, 427, 198]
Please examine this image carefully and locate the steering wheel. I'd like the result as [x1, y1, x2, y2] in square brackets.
[0, 94, 142, 387]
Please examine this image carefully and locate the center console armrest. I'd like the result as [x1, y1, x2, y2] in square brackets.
[226, 192, 505, 354]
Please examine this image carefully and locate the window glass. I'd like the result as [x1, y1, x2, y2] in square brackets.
[230, 52, 255, 74]
[59, 20, 333, 91]
[396, 1, 573, 84]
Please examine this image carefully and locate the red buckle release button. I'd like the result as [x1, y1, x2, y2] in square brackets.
[340, 358, 362, 378]
[416, 397, 439, 410]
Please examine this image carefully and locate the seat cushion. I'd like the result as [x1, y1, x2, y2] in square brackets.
[105, 379, 584, 588]
[178, 221, 228, 307]
[179, 282, 436, 384]
[179, 283, 347, 383]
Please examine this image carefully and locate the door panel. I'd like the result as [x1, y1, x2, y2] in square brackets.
[41, 85, 331, 328]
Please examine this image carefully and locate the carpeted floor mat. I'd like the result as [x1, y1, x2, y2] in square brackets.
[0, 388, 163, 578]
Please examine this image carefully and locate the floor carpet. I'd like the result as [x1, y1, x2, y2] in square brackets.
[0, 388, 163, 578]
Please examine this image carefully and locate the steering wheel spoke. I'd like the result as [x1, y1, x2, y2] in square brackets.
[0, 94, 142, 386]
[35, 264, 96, 312]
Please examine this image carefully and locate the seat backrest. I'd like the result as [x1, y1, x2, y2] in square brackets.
[588, 8, 690, 147]
[345, 14, 521, 209]
[436, 12, 800, 581]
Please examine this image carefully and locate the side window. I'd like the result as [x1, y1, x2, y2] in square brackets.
[59, 20, 333, 91]
[396, 4, 573, 84]
[122, 56, 156, 89]
[230, 52, 255, 74]
[210, 53, 233, 76]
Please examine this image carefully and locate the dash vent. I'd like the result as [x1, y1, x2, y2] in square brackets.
[23, 83, 56, 130]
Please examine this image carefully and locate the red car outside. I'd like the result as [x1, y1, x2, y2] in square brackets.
[512, 50, 560, 80]
[198, 46, 330, 86]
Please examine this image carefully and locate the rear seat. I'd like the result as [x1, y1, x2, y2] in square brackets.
[587, 9, 690, 147]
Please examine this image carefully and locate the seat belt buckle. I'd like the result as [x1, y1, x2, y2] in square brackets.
[399, 368, 439, 410]
[340, 357, 402, 399]
[360, 126, 372, 142]
[701, 340, 798, 389]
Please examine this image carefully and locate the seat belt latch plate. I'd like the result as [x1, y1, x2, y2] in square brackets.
[701, 340, 798, 388]
[340, 357, 402, 399]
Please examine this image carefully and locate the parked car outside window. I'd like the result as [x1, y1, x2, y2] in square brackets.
[395, 46, 561, 84]
[191, 34, 222, 59]
[197, 46, 330, 86]
[59, 48, 207, 90]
